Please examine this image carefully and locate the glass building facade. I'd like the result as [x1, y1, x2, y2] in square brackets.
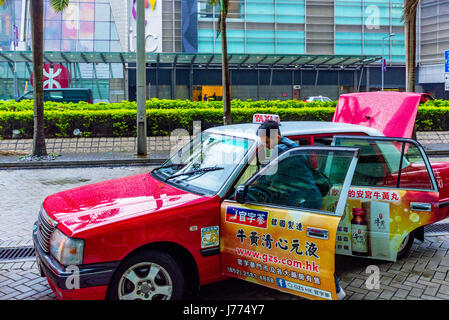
[197, 0, 405, 63]
[417, 0, 449, 99]
[0, 0, 124, 100]
[0, 0, 448, 100]
[0, 0, 122, 52]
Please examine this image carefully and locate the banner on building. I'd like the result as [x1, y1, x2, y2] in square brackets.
[129, 0, 162, 53]
[182, 0, 198, 53]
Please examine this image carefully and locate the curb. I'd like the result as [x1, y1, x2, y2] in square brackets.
[1, 148, 449, 170]
[0, 158, 166, 169]
[425, 150, 449, 156]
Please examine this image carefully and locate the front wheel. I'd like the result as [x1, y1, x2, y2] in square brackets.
[108, 250, 185, 300]
[397, 231, 415, 260]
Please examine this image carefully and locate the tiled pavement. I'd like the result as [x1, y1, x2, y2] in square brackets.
[0, 136, 191, 155]
[0, 131, 448, 155]
[0, 166, 150, 247]
[1, 163, 449, 300]
[1, 235, 449, 300]
[417, 131, 449, 146]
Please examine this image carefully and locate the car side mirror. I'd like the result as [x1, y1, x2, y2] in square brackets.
[234, 185, 248, 203]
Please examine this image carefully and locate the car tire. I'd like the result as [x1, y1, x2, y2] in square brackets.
[397, 231, 415, 260]
[107, 249, 185, 300]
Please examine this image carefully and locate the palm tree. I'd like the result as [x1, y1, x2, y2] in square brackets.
[29, 0, 47, 156]
[31, 0, 70, 156]
[208, 0, 231, 125]
[0, 0, 70, 156]
[403, 0, 419, 92]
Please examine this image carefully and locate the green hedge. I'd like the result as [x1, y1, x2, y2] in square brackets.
[0, 107, 337, 138]
[0, 98, 337, 112]
[1, 105, 449, 139]
[3, 98, 449, 113]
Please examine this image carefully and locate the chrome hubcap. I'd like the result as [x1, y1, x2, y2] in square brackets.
[118, 262, 173, 300]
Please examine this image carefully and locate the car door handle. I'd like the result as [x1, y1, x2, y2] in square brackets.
[410, 202, 432, 212]
[307, 227, 329, 240]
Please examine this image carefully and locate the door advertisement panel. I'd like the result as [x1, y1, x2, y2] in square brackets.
[323, 186, 440, 261]
[220, 202, 340, 300]
[331, 136, 441, 261]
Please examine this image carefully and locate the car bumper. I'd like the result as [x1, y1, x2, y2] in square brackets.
[32, 222, 120, 300]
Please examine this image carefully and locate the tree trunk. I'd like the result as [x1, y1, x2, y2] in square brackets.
[30, 0, 47, 156]
[405, 9, 417, 92]
[220, 10, 231, 125]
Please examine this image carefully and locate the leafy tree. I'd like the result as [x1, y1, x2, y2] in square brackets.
[0, 0, 70, 156]
[403, 0, 419, 92]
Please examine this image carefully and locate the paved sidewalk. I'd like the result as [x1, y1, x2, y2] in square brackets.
[0, 136, 191, 155]
[1, 134, 449, 300]
[0, 131, 448, 155]
[0, 152, 167, 169]
[1, 165, 449, 301]
[0, 166, 150, 247]
[1, 131, 449, 169]
[1, 235, 449, 300]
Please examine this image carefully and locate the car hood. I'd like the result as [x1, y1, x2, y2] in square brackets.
[332, 92, 422, 138]
[43, 173, 208, 235]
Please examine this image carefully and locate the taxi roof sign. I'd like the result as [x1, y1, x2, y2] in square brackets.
[252, 114, 281, 124]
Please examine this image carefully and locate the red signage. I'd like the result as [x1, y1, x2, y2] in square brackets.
[31, 63, 72, 89]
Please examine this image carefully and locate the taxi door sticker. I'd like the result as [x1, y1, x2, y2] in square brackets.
[220, 203, 340, 300]
[324, 186, 440, 261]
[201, 226, 219, 249]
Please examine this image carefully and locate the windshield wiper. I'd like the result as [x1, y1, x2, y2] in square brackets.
[164, 166, 224, 181]
[152, 163, 185, 173]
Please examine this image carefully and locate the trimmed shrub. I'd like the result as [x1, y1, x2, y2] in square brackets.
[1, 98, 449, 138]
[0, 98, 337, 112]
[0, 107, 336, 138]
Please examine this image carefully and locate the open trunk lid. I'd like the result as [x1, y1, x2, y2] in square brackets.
[332, 92, 422, 138]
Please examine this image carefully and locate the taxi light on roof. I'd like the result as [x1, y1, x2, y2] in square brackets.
[252, 114, 281, 124]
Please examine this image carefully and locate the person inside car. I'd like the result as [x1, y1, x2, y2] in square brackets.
[255, 120, 322, 209]
[255, 120, 345, 299]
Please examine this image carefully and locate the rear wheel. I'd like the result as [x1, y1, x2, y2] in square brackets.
[108, 250, 184, 300]
[397, 231, 414, 260]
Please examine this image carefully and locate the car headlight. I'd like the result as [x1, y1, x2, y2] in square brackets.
[49, 228, 84, 266]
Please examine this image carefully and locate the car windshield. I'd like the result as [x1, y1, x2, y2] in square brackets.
[152, 132, 255, 195]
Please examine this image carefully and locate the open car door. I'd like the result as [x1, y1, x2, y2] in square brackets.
[332, 136, 441, 261]
[220, 146, 359, 300]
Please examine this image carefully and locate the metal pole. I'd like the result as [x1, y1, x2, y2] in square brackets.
[136, 0, 147, 156]
[381, 38, 384, 91]
[366, 66, 370, 92]
[382, 33, 395, 91]
[12, 1, 18, 99]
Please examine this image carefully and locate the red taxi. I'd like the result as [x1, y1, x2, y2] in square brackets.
[33, 92, 449, 300]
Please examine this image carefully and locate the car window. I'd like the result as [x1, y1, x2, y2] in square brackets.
[153, 133, 255, 195]
[334, 139, 393, 187]
[235, 160, 258, 187]
[288, 138, 311, 146]
[242, 148, 355, 213]
[314, 137, 333, 146]
[334, 137, 434, 191]
[48, 91, 63, 100]
[65, 91, 88, 99]
[398, 143, 433, 190]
